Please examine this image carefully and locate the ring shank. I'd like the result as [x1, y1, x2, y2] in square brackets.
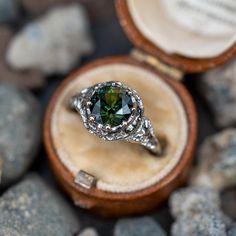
[126, 117, 162, 156]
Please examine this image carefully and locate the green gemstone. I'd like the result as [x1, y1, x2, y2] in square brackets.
[90, 85, 134, 127]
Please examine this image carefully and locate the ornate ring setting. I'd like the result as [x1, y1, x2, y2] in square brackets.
[70, 81, 162, 155]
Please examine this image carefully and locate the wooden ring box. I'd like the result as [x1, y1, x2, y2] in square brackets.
[44, 0, 236, 217]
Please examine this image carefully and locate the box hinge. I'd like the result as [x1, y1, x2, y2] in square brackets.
[131, 49, 184, 81]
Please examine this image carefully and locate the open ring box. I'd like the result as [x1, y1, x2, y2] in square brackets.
[44, 0, 236, 217]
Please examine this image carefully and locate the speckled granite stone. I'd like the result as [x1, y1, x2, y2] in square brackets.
[172, 211, 227, 236]
[0, 174, 80, 236]
[170, 187, 231, 236]
[191, 129, 236, 191]
[199, 58, 236, 128]
[170, 186, 220, 217]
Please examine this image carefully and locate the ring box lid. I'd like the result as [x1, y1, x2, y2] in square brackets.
[116, 0, 236, 73]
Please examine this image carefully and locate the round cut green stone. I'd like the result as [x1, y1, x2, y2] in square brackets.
[90, 85, 134, 127]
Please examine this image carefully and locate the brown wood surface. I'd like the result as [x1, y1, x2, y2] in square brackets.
[44, 56, 197, 217]
[115, 0, 236, 73]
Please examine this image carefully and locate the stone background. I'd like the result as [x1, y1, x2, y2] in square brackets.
[1, 1, 234, 235]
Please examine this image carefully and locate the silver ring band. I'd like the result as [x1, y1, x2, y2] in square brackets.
[126, 116, 162, 155]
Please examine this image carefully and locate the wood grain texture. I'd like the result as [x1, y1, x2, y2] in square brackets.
[44, 56, 197, 217]
[115, 0, 236, 73]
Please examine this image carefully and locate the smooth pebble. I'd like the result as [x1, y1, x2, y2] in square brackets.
[0, 84, 41, 186]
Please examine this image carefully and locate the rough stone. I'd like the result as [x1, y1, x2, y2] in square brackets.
[0, 174, 80, 235]
[191, 129, 236, 191]
[78, 228, 99, 236]
[199, 58, 236, 127]
[6, 4, 94, 75]
[0, 26, 45, 89]
[172, 212, 227, 236]
[170, 187, 230, 236]
[0, 0, 18, 22]
[0, 84, 41, 186]
[114, 217, 166, 236]
[170, 186, 220, 217]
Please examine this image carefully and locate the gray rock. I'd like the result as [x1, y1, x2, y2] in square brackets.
[170, 186, 220, 217]
[6, 4, 94, 75]
[0, 0, 18, 22]
[114, 217, 166, 236]
[172, 212, 227, 236]
[78, 228, 98, 236]
[0, 26, 45, 89]
[199, 58, 236, 128]
[170, 187, 230, 236]
[228, 224, 236, 236]
[0, 174, 80, 236]
[190, 129, 236, 191]
[0, 84, 41, 186]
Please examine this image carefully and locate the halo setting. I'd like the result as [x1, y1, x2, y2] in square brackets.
[70, 81, 161, 155]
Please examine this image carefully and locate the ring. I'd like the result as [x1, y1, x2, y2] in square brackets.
[70, 81, 162, 156]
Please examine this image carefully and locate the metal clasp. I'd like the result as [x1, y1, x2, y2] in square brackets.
[131, 49, 184, 81]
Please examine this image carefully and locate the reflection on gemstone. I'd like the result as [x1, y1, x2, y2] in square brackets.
[90, 86, 134, 127]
